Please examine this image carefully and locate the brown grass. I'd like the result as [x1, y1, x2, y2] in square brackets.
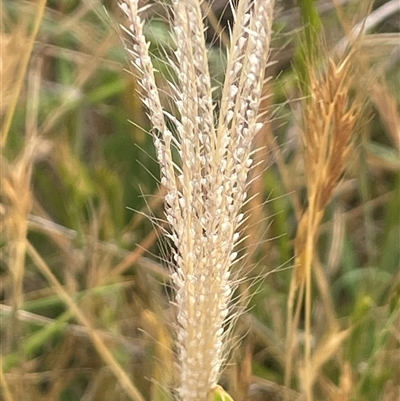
[285, 45, 364, 400]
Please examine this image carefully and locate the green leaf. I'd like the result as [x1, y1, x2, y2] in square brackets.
[207, 385, 235, 401]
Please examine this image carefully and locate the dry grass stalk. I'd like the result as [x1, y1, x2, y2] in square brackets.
[370, 79, 400, 152]
[119, 0, 275, 399]
[0, 0, 47, 148]
[2, 52, 44, 357]
[2, 151, 33, 351]
[25, 241, 146, 401]
[285, 50, 363, 400]
[0, 355, 14, 401]
[1, 10, 51, 394]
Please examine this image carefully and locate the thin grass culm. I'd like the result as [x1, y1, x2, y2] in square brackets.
[119, 1, 275, 400]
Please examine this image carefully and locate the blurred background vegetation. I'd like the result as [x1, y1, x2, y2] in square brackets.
[1, 0, 399, 400]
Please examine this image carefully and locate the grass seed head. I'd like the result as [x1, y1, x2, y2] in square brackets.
[119, 0, 275, 399]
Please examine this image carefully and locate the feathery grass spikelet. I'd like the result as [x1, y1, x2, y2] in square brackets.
[285, 43, 363, 400]
[119, 1, 275, 399]
[295, 53, 362, 285]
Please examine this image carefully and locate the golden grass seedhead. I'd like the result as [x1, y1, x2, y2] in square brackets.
[304, 56, 361, 213]
[295, 51, 362, 287]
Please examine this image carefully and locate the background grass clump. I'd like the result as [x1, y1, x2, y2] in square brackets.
[1, 1, 399, 400]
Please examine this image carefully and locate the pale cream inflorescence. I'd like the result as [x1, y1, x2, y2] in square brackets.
[119, 0, 275, 400]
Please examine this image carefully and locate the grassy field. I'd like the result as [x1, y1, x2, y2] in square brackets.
[1, 1, 399, 400]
